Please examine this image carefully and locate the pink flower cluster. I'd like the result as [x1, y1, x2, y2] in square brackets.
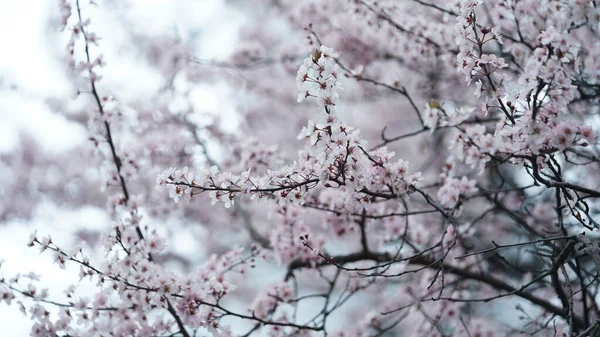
[437, 175, 478, 209]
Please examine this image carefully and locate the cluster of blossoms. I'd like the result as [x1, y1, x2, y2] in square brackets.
[236, 138, 282, 173]
[156, 163, 308, 207]
[449, 113, 595, 172]
[436, 175, 478, 209]
[7, 228, 261, 336]
[500, 114, 594, 153]
[268, 206, 326, 265]
[455, 0, 507, 85]
[449, 0, 596, 174]
[158, 46, 422, 211]
[296, 46, 342, 109]
[66, 16, 104, 82]
[449, 124, 491, 170]
[317, 187, 366, 237]
[156, 165, 219, 204]
[422, 101, 475, 131]
[57, 0, 71, 30]
[249, 282, 294, 319]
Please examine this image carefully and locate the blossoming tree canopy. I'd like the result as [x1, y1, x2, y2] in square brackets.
[1, 0, 600, 336]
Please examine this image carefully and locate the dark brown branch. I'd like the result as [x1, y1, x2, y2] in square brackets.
[284, 247, 585, 327]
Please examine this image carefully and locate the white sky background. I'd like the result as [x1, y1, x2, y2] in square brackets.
[0, 0, 243, 335]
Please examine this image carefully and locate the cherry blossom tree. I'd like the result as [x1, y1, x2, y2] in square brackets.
[2, 0, 600, 336]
